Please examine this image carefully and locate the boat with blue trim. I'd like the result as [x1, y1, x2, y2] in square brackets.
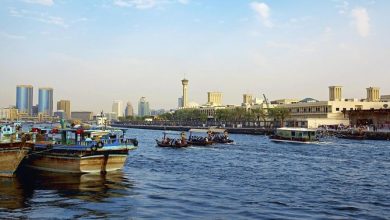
[26, 128, 138, 174]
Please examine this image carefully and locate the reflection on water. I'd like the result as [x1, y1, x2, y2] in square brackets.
[0, 168, 134, 210]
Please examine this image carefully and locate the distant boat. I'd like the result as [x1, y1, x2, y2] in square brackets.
[208, 128, 234, 144]
[188, 129, 214, 146]
[156, 131, 189, 148]
[0, 124, 33, 177]
[269, 127, 319, 144]
[25, 128, 138, 174]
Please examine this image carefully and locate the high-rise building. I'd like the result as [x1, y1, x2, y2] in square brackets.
[112, 100, 123, 118]
[138, 97, 150, 117]
[207, 92, 223, 106]
[16, 85, 33, 115]
[366, 87, 380, 102]
[243, 94, 253, 105]
[181, 78, 189, 108]
[38, 87, 54, 116]
[125, 102, 134, 117]
[57, 100, 71, 119]
[329, 86, 342, 101]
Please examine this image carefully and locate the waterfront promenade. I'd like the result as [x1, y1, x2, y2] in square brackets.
[113, 123, 390, 140]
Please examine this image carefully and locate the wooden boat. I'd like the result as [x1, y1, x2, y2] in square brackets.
[188, 129, 214, 146]
[208, 128, 234, 144]
[269, 127, 319, 144]
[25, 128, 137, 174]
[156, 131, 189, 148]
[0, 125, 32, 177]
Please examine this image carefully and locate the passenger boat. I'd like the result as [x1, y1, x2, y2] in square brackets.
[208, 128, 234, 144]
[269, 127, 319, 144]
[188, 129, 214, 146]
[0, 124, 32, 177]
[156, 131, 189, 148]
[25, 128, 138, 174]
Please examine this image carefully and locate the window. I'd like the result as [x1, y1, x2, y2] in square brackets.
[336, 108, 340, 111]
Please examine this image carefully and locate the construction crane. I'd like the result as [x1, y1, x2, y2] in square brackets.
[263, 94, 270, 109]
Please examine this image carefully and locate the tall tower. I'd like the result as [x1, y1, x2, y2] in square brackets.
[366, 87, 380, 102]
[16, 85, 33, 115]
[112, 100, 123, 117]
[329, 86, 342, 101]
[57, 100, 71, 119]
[181, 78, 189, 108]
[138, 97, 150, 117]
[38, 87, 54, 116]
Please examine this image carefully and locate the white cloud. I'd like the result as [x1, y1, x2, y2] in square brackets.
[351, 7, 370, 37]
[23, 0, 54, 6]
[9, 8, 68, 28]
[250, 2, 273, 28]
[0, 31, 26, 40]
[114, 0, 157, 9]
[177, 0, 189, 4]
[113, 0, 189, 9]
[336, 0, 349, 14]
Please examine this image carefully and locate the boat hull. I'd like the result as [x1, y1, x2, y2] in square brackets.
[26, 150, 129, 174]
[0, 143, 31, 177]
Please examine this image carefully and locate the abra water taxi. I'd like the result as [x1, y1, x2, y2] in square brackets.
[0, 124, 33, 177]
[156, 131, 189, 148]
[269, 127, 319, 144]
[26, 128, 138, 174]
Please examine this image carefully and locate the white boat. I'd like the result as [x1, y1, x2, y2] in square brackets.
[269, 127, 319, 144]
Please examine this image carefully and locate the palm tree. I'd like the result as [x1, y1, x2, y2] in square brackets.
[251, 108, 267, 127]
[269, 107, 290, 127]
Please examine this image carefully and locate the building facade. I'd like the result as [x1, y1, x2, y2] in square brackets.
[329, 86, 343, 101]
[71, 111, 93, 121]
[207, 92, 223, 106]
[381, 95, 390, 102]
[138, 97, 150, 117]
[0, 107, 18, 121]
[366, 87, 380, 102]
[112, 100, 123, 118]
[16, 85, 33, 116]
[125, 102, 134, 117]
[243, 94, 253, 105]
[38, 87, 54, 116]
[57, 100, 71, 119]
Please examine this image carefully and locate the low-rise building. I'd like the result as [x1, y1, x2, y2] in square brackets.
[71, 111, 93, 121]
[0, 107, 18, 121]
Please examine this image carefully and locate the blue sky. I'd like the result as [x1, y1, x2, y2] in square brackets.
[0, 0, 389, 113]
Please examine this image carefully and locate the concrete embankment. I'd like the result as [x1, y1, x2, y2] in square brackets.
[326, 130, 390, 140]
[112, 124, 274, 135]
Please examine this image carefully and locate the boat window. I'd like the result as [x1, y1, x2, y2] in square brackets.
[291, 131, 296, 136]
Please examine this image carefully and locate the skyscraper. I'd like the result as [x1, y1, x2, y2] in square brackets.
[57, 100, 71, 119]
[138, 97, 150, 117]
[112, 100, 123, 118]
[125, 102, 134, 117]
[16, 85, 33, 115]
[38, 87, 54, 116]
[181, 78, 189, 108]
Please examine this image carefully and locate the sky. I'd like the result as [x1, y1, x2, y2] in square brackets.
[0, 0, 389, 113]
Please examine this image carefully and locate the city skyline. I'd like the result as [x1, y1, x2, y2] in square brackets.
[1, 0, 389, 112]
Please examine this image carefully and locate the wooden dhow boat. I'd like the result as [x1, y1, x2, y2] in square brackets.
[26, 128, 138, 174]
[156, 131, 189, 148]
[0, 124, 32, 177]
[188, 129, 214, 146]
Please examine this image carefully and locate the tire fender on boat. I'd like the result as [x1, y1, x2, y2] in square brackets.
[97, 141, 104, 148]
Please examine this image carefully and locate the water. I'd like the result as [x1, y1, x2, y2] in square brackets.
[1, 128, 390, 219]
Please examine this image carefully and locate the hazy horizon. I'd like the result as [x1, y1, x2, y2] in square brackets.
[1, 0, 389, 113]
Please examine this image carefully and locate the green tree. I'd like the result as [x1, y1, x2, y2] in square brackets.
[268, 107, 290, 127]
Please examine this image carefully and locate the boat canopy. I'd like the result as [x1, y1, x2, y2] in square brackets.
[276, 127, 317, 132]
[189, 128, 227, 133]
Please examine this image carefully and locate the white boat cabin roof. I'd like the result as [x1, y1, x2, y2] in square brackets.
[277, 127, 317, 132]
